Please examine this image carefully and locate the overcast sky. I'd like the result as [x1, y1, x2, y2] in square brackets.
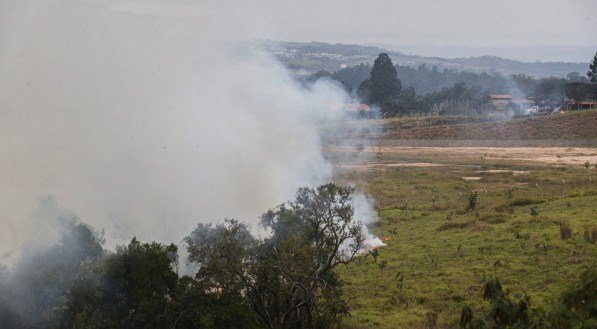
[230, 0, 597, 48]
[2, 0, 597, 60]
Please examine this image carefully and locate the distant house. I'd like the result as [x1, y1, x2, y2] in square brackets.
[489, 94, 513, 109]
[565, 82, 597, 110]
[565, 99, 597, 110]
[344, 102, 372, 118]
[512, 98, 535, 109]
[489, 94, 535, 110]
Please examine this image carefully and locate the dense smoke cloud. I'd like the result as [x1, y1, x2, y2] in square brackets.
[0, 1, 377, 264]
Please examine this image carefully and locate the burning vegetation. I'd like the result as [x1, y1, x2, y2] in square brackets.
[0, 184, 380, 329]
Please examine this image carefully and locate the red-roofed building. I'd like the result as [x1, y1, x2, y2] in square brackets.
[489, 94, 513, 109]
[489, 94, 536, 110]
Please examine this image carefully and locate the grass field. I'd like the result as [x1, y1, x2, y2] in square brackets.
[326, 144, 597, 328]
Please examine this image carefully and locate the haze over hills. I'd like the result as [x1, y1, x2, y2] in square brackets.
[259, 40, 590, 78]
[371, 44, 597, 63]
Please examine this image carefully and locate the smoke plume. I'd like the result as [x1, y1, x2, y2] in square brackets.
[0, 1, 381, 264]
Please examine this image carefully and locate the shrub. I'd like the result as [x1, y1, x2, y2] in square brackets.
[506, 187, 514, 199]
[460, 279, 530, 328]
[425, 311, 438, 329]
[467, 191, 478, 211]
[508, 198, 544, 207]
[558, 221, 572, 239]
[495, 198, 544, 212]
[438, 221, 472, 231]
[546, 267, 597, 327]
[584, 226, 597, 243]
[479, 213, 509, 224]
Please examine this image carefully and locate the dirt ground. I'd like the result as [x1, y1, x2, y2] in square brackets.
[325, 146, 597, 167]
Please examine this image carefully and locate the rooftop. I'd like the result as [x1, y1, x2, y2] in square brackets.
[489, 94, 513, 99]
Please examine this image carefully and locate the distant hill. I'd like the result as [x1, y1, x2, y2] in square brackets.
[258, 40, 589, 78]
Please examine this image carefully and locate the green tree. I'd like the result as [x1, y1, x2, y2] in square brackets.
[101, 238, 179, 328]
[0, 214, 104, 328]
[395, 86, 417, 115]
[56, 238, 179, 329]
[361, 53, 401, 108]
[185, 184, 365, 329]
[588, 51, 597, 83]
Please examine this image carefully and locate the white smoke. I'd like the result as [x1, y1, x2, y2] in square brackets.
[351, 192, 386, 249]
[0, 1, 381, 263]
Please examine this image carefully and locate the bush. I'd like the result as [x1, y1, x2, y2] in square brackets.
[584, 226, 597, 243]
[495, 198, 544, 212]
[559, 221, 573, 240]
[479, 213, 509, 224]
[467, 191, 478, 211]
[508, 198, 544, 207]
[460, 279, 530, 328]
[546, 267, 597, 328]
[438, 221, 472, 231]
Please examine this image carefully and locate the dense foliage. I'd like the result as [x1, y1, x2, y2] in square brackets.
[0, 184, 364, 329]
[359, 53, 402, 107]
[306, 53, 597, 117]
[588, 51, 597, 83]
[461, 267, 596, 328]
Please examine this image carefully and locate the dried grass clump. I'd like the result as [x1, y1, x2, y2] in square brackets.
[583, 226, 597, 243]
[480, 213, 510, 224]
[557, 220, 572, 240]
[437, 221, 473, 231]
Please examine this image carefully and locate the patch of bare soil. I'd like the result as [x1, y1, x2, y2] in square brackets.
[326, 146, 597, 166]
[335, 162, 445, 171]
[476, 170, 529, 175]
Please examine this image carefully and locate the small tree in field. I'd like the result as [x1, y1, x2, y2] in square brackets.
[468, 191, 479, 211]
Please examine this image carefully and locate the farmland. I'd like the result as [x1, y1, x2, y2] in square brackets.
[325, 133, 597, 328]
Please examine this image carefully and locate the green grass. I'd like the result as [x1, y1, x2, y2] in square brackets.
[331, 155, 597, 328]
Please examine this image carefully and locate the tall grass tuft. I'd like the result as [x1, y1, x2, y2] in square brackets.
[558, 221, 572, 240]
[583, 226, 596, 243]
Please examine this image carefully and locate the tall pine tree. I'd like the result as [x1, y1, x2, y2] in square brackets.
[588, 51, 597, 83]
[367, 53, 401, 105]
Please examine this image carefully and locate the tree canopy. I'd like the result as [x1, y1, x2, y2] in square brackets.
[362, 53, 401, 106]
[0, 184, 366, 329]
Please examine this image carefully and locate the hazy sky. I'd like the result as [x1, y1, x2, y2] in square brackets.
[4, 1, 596, 50]
[107, 0, 597, 47]
[233, 0, 597, 48]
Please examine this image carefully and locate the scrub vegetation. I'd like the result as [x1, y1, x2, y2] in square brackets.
[330, 146, 596, 328]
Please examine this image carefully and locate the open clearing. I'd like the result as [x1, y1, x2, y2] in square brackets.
[327, 143, 597, 329]
[325, 145, 597, 166]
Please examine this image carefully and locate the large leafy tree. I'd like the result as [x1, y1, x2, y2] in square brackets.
[0, 216, 104, 328]
[102, 239, 179, 328]
[185, 183, 365, 329]
[588, 51, 597, 83]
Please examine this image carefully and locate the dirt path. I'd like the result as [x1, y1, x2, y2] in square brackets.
[325, 146, 597, 166]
